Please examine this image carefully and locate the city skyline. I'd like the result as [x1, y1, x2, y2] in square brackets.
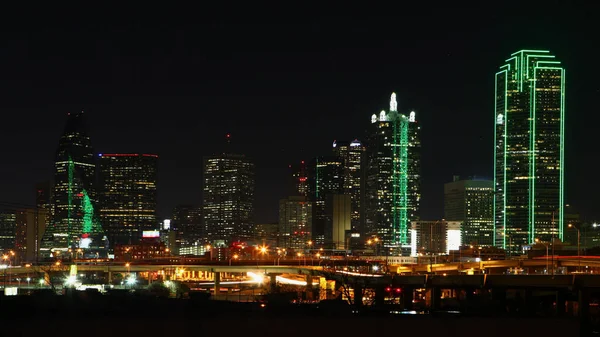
[0, 9, 597, 225]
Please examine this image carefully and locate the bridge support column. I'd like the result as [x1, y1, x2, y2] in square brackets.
[107, 271, 112, 284]
[270, 274, 278, 293]
[353, 284, 363, 309]
[403, 287, 414, 310]
[213, 272, 221, 296]
[430, 287, 442, 311]
[579, 288, 591, 335]
[374, 285, 385, 307]
[556, 290, 567, 317]
[306, 274, 313, 300]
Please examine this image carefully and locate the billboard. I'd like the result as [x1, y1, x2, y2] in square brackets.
[142, 230, 160, 238]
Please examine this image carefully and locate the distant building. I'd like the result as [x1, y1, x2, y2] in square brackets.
[326, 194, 351, 250]
[308, 156, 343, 245]
[365, 93, 420, 252]
[114, 235, 169, 262]
[410, 220, 461, 256]
[255, 222, 279, 247]
[41, 111, 107, 258]
[171, 205, 203, 247]
[332, 140, 366, 243]
[279, 196, 312, 250]
[99, 153, 158, 246]
[0, 211, 16, 252]
[444, 176, 494, 246]
[289, 160, 309, 197]
[35, 181, 53, 232]
[203, 152, 254, 244]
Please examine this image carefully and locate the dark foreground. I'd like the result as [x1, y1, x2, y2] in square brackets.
[0, 294, 584, 336]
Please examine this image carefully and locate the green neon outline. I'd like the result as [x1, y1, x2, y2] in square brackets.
[530, 66, 537, 244]
[526, 54, 555, 81]
[560, 68, 565, 240]
[511, 49, 550, 56]
[503, 71, 508, 250]
[494, 69, 509, 250]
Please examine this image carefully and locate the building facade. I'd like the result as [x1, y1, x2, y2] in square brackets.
[494, 50, 566, 254]
[365, 93, 421, 251]
[41, 111, 107, 258]
[202, 153, 254, 244]
[307, 156, 343, 246]
[410, 220, 461, 256]
[326, 194, 351, 250]
[99, 154, 158, 246]
[444, 177, 494, 246]
[278, 196, 312, 250]
[332, 140, 366, 239]
[171, 205, 203, 248]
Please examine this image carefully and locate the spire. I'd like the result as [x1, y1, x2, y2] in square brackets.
[390, 92, 397, 112]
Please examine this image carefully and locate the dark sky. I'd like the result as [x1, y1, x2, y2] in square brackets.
[0, 5, 598, 223]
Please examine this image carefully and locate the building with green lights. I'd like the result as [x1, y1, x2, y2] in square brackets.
[40, 111, 107, 259]
[365, 93, 421, 251]
[494, 50, 566, 254]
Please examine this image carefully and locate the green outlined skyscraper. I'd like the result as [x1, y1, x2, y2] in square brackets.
[494, 50, 565, 254]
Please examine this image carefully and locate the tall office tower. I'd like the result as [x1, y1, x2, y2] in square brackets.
[99, 154, 158, 246]
[326, 194, 351, 250]
[289, 160, 309, 196]
[41, 111, 107, 258]
[332, 140, 366, 236]
[171, 205, 203, 246]
[0, 210, 16, 252]
[365, 93, 421, 251]
[203, 152, 254, 244]
[307, 156, 343, 246]
[278, 196, 312, 250]
[35, 181, 53, 230]
[494, 50, 566, 253]
[445, 176, 494, 246]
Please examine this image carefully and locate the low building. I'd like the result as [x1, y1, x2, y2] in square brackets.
[410, 220, 462, 256]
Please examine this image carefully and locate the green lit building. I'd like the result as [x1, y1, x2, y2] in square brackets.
[365, 93, 421, 251]
[494, 50, 566, 254]
[41, 111, 107, 258]
[99, 154, 158, 246]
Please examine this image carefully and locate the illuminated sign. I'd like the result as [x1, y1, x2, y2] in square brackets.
[143, 230, 160, 238]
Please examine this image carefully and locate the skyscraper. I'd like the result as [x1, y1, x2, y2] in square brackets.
[278, 196, 312, 250]
[307, 156, 343, 246]
[99, 154, 158, 246]
[365, 93, 420, 251]
[332, 140, 366, 237]
[494, 50, 566, 253]
[445, 177, 494, 246]
[289, 160, 308, 197]
[41, 111, 107, 258]
[171, 204, 203, 246]
[203, 152, 254, 245]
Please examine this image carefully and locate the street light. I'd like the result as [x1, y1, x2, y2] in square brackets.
[229, 254, 239, 266]
[568, 224, 581, 273]
[535, 238, 549, 274]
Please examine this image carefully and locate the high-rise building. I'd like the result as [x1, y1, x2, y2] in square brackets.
[289, 160, 308, 197]
[365, 93, 421, 251]
[444, 176, 494, 246]
[35, 181, 53, 231]
[41, 111, 107, 258]
[278, 196, 312, 250]
[332, 140, 366, 237]
[307, 156, 343, 246]
[410, 220, 461, 256]
[171, 205, 203, 247]
[326, 194, 351, 250]
[203, 153, 254, 244]
[0, 210, 16, 252]
[99, 154, 158, 246]
[494, 50, 566, 253]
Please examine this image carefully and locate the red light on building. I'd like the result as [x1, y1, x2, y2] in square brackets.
[395, 288, 401, 293]
[386, 287, 391, 292]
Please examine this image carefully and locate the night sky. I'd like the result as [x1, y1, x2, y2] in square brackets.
[0, 5, 598, 223]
